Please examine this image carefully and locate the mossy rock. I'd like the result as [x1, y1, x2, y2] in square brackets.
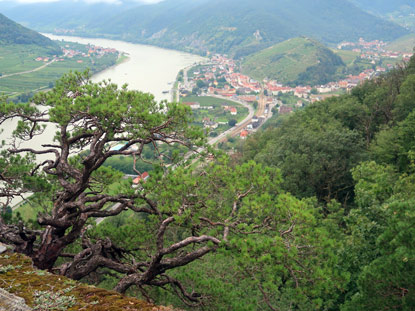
[0, 251, 175, 311]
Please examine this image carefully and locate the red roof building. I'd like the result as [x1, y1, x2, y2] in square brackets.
[133, 172, 149, 185]
[240, 130, 249, 139]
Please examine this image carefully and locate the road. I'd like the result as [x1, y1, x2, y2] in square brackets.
[206, 94, 255, 145]
[212, 88, 268, 144]
[0, 59, 56, 80]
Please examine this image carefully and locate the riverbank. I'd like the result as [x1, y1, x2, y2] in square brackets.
[44, 34, 205, 102]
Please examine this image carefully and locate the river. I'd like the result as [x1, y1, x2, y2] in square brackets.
[45, 34, 205, 101]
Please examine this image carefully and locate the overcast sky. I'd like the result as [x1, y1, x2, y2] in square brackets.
[0, 0, 163, 4]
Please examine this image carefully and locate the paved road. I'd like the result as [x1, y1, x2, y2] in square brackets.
[207, 95, 255, 145]
[212, 89, 268, 143]
[0, 59, 56, 79]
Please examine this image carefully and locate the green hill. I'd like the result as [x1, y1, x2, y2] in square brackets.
[241, 37, 345, 86]
[386, 34, 415, 53]
[0, 13, 60, 54]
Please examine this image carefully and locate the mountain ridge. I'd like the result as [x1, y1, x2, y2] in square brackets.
[0, 0, 409, 56]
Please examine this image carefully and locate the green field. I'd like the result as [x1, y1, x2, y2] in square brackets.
[386, 33, 415, 53]
[181, 95, 249, 134]
[0, 41, 118, 99]
[333, 49, 360, 66]
[0, 44, 52, 76]
[242, 37, 321, 83]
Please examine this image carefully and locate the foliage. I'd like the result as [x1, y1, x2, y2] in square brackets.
[239, 54, 415, 310]
[33, 288, 76, 311]
[341, 162, 415, 310]
[90, 160, 347, 310]
[0, 71, 348, 309]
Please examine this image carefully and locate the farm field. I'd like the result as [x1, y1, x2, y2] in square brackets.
[0, 41, 118, 99]
[0, 44, 52, 76]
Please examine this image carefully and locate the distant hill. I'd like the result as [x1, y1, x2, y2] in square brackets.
[91, 0, 409, 56]
[349, 0, 415, 31]
[0, 0, 409, 56]
[386, 34, 415, 53]
[0, 13, 60, 54]
[241, 37, 345, 86]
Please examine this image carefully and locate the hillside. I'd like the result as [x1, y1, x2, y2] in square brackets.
[241, 37, 345, 86]
[386, 33, 415, 52]
[349, 0, 415, 15]
[0, 13, 60, 54]
[1, 0, 408, 56]
[350, 0, 415, 31]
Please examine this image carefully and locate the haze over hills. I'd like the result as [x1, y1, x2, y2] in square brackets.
[350, 0, 415, 31]
[0, 1, 138, 32]
[0, 13, 60, 54]
[386, 34, 415, 53]
[349, 0, 415, 15]
[0, 0, 409, 56]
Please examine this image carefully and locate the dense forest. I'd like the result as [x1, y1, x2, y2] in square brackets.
[238, 56, 415, 309]
[1, 56, 415, 311]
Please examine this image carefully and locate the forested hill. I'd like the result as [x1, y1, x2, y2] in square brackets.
[0, 13, 60, 54]
[88, 0, 409, 56]
[239, 56, 415, 309]
[0, 0, 408, 56]
[241, 37, 345, 86]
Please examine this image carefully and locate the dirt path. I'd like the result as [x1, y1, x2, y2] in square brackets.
[0, 59, 56, 80]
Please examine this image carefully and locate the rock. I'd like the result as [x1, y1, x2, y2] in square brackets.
[0, 243, 7, 254]
[0, 288, 32, 311]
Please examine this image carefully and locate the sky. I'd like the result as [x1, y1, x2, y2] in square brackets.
[0, 0, 163, 3]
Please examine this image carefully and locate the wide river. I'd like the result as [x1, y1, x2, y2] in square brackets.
[46, 34, 205, 101]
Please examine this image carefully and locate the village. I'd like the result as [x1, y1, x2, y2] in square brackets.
[179, 38, 414, 141]
[34, 43, 118, 64]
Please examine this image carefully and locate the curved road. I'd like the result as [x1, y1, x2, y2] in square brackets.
[207, 94, 255, 145]
[0, 59, 56, 80]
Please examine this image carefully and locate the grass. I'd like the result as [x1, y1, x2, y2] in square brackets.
[116, 53, 129, 65]
[241, 37, 320, 83]
[386, 33, 415, 53]
[0, 44, 52, 76]
[181, 95, 249, 128]
[333, 49, 359, 66]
